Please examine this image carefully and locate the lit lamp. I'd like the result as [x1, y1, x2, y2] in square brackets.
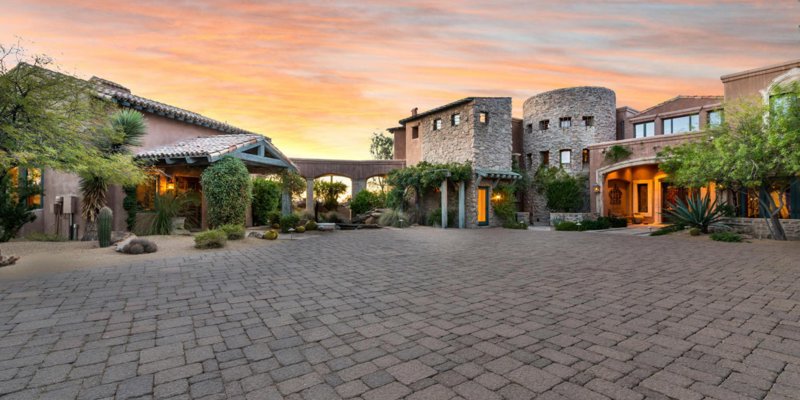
[593, 184, 601, 194]
[166, 179, 176, 192]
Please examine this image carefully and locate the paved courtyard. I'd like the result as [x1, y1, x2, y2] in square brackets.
[1, 228, 799, 400]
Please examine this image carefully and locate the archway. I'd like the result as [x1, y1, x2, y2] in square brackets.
[312, 174, 352, 220]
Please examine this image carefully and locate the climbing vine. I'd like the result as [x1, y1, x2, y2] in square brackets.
[385, 161, 472, 209]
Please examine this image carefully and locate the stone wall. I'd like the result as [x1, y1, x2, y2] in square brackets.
[522, 87, 616, 224]
[549, 212, 598, 226]
[420, 101, 474, 165]
[472, 98, 513, 171]
[722, 217, 800, 240]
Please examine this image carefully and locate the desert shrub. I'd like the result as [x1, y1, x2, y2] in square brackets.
[378, 209, 410, 228]
[252, 178, 281, 225]
[689, 227, 701, 236]
[122, 238, 158, 254]
[351, 190, 385, 216]
[321, 212, 342, 223]
[280, 214, 300, 233]
[598, 216, 627, 228]
[264, 230, 278, 240]
[555, 221, 581, 231]
[650, 224, 685, 236]
[25, 232, 67, 242]
[426, 208, 456, 227]
[710, 231, 742, 242]
[663, 192, 724, 233]
[295, 226, 306, 233]
[305, 220, 318, 231]
[218, 224, 245, 240]
[201, 156, 252, 227]
[535, 167, 585, 212]
[266, 211, 282, 226]
[194, 229, 227, 249]
[503, 221, 528, 229]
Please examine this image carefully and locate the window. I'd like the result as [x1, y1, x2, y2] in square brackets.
[582, 116, 594, 127]
[582, 149, 589, 167]
[8, 167, 43, 209]
[479, 112, 488, 124]
[770, 93, 797, 117]
[634, 121, 655, 138]
[559, 150, 571, 167]
[707, 110, 722, 127]
[525, 123, 533, 134]
[451, 113, 460, 126]
[433, 119, 442, 131]
[559, 117, 572, 128]
[411, 126, 419, 139]
[540, 151, 550, 167]
[539, 120, 549, 130]
[663, 114, 700, 134]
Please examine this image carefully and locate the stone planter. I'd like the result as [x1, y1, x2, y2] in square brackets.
[549, 212, 597, 226]
[171, 217, 186, 231]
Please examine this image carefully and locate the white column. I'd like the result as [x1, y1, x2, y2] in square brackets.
[305, 178, 314, 214]
[441, 179, 448, 229]
[281, 190, 291, 216]
[458, 181, 465, 229]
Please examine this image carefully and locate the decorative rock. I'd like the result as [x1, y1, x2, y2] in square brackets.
[248, 231, 265, 239]
[115, 234, 138, 252]
[317, 223, 336, 231]
[0, 250, 19, 266]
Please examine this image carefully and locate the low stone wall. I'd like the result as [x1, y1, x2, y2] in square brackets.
[721, 217, 800, 240]
[550, 212, 598, 226]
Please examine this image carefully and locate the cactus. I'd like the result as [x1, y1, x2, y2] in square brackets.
[97, 206, 113, 248]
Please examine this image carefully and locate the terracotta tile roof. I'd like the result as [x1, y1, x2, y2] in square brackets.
[135, 134, 263, 160]
[92, 78, 261, 137]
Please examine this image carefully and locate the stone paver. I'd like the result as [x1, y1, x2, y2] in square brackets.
[0, 228, 799, 399]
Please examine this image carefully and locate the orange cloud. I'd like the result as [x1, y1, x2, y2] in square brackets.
[1, 0, 797, 159]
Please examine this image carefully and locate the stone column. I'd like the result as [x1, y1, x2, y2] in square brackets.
[305, 178, 314, 214]
[352, 178, 367, 197]
[458, 181, 465, 229]
[441, 179, 448, 229]
[281, 189, 291, 216]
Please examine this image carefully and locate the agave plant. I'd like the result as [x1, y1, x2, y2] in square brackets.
[663, 192, 724, 233]
[150, 192, 200, 235]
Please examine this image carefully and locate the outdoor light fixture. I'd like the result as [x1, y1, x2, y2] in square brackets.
[593, 184, 601, 193]
[166, 182, 176, 191]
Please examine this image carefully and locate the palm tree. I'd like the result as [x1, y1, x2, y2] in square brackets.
[80, 109, 146, 239]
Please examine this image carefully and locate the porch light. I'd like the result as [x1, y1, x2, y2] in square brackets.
[166, 182, 176, 191]
[593, 184, 601, 193]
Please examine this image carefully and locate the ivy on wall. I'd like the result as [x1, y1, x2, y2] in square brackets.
[385, 161, 472, 209]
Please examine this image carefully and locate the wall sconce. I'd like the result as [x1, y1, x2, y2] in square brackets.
[166, 179, 176, 191]
[593, 184, 601, 194]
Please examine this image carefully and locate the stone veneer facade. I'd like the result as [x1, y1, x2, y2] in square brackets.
[407, 98, 512, 228]
[522, 87, 616, 223]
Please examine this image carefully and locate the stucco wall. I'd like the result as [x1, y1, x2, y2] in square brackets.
[522, 87, 616, 223]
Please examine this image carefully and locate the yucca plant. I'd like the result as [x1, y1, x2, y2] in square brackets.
[663, 192, 724, 234]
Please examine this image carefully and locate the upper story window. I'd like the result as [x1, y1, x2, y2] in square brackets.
[582, 149, 590, 167]
[560, 149, 571, 167]
[525, 123, 533, 134]
[479, 112, 489, 124]
[582, 116, 594, 127]
[707, 110, 723, 127]
[634, 121, 655, 138]
[433, 118, 442, 131]
[451, 113, 460, 126]
[559, 117, 572, 128]
[663, 114, 700, 135]
[412, 126, 419, 139]
[539, 120, 549, 130]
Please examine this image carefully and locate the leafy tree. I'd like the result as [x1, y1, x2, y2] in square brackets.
[659, 82, 800, 240]
[369, 132, 393, 160]
[534, 167, 585, 212]
[350, 190, 385, 215]
[314, 179, 348, 210]
[252, 178, 281, 225]
[80, 109, 147, 239]
[201, 156, 252, 227]
[0, 172, 37, 242]
[0, 43, 142, 181]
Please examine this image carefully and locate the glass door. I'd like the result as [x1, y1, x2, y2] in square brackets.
[477, 187, 489, 226]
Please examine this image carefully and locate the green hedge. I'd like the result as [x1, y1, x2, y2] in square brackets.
[201, 157, 252, 228]
[252, 178, 281, 226]
[351, 190, 385, 216]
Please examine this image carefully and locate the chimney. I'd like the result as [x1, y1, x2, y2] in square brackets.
[411, 107, 418, 116]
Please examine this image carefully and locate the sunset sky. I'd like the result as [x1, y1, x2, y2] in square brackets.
[2, 0, 798, 159]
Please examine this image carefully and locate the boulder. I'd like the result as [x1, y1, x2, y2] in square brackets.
[115, 234, 138, 252]
[0, 250, 19, 266]
[248, 231, 265, 239]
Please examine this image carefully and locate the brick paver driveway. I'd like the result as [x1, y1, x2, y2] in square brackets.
[1, 228, 799, 400]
